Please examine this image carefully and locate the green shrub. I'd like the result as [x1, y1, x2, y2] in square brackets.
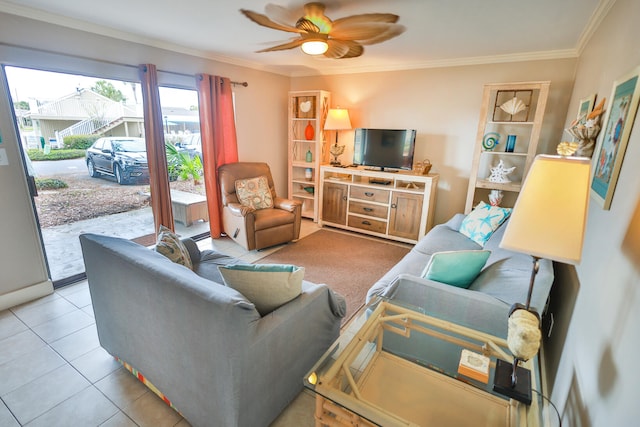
[63, 135, 99, 150]
[35, 178, 68, 190]
[165, 143, 203, 184]
[28, 149, 86, 161]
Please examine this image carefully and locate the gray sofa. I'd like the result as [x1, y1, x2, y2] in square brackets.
[367, 213, 554, 338]
[80, 233, 346, 427]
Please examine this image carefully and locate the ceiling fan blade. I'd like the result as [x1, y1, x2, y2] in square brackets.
[256, 38, 304, 53]
[264, 3, 302, 27]
[240, 9, 302, 33]
[295, 18, 320, 33]
[330, 22, 400, 42]
[358, 24, 406, 45]
[332, 13, 399, 27]
[324, 40, 364, 59]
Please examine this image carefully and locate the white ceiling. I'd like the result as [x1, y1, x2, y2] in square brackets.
[0, 0, 612, 76]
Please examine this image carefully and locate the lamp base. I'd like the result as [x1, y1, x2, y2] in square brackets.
[493, 359, 532, 405]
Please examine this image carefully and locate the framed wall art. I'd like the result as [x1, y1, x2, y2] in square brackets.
[577, 94, 596, 120]
[591, 66, 640, 210]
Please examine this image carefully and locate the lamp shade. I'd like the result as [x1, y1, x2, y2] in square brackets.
[324, 108, 352, 130]
[500, 155, 591, 264]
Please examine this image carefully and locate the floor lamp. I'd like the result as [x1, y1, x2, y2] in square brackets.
[493, 154, 591, 404]
[324, 108, 351, 165]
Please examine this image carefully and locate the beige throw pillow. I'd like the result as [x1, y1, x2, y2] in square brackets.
[218, 264, 304, 316]
[154, 225, 193, 270]
[235, 175, 274, 210]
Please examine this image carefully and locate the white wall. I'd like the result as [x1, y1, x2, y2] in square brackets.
[0, 65, 52, 309]
[551, 0, 640, 425]
[292, 60, 577, 224]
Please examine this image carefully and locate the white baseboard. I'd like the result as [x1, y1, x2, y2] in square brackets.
[0, 280, 54, 311]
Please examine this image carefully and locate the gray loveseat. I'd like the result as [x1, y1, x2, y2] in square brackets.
[367, 213, 554, 338]
[80, 233, 346, 427]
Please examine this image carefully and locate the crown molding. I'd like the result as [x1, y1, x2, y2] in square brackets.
[290, 49, 580, 77]
[575, 0, 618, 55]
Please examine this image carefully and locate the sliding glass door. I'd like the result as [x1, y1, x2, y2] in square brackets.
[159, 87, 209, 241]
[4, 66, 154, 286]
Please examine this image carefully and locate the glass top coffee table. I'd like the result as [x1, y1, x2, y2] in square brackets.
[304, 297, 542, 426]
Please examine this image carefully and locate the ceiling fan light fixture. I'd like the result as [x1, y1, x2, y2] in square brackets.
[301, 40, 329, 55]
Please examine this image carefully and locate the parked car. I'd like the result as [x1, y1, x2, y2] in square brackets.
[86, 137, 149, 185]
[178, 133, 202, 163]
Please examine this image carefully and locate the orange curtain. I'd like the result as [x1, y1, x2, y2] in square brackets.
[196, 74, 239, 238]
[139, 64, 174, 233]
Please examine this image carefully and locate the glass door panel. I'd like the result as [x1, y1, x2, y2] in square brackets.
[4, 66, 154, 286]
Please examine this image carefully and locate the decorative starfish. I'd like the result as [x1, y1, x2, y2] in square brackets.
[487, 160, 516, 183]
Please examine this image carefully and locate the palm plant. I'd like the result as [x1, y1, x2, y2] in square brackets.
[165, 143, 203, 184]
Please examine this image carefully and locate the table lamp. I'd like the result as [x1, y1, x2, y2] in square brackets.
[493, 154, 591, 404]
[324, 108, 351, 165]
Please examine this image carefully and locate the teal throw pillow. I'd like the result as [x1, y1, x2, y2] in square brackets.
[422, 250, 491, 288]
[459, 201, 511, 246]
[218, 264, 304, 316]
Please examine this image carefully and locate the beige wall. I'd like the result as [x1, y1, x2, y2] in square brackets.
[292, 60, 577, 223]
[550, 0, 640, 425]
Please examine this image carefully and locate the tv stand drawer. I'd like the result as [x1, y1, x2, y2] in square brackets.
[350, 186, 390, 203]
[349, 201, 388, 219]
[348, 216, 387, 234]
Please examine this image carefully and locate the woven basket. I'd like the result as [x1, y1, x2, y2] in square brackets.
[421, 159, 432, 175]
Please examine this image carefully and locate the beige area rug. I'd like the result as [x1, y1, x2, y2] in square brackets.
[257, 228, 411, 323]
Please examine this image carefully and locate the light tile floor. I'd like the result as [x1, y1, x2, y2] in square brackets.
[0, 222, 321, 426]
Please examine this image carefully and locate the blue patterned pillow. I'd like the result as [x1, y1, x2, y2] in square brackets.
[460, 202, 511, 246]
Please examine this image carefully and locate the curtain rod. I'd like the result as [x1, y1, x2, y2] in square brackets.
[0, 44, 249, 88]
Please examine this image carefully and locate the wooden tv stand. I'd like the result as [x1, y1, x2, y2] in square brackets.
[319, 166, 438, 244]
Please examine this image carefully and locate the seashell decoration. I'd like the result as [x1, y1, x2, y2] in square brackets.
[299, 100, 312, 113]
[499, 97, 527, 116]
[556, 141, 579, 156]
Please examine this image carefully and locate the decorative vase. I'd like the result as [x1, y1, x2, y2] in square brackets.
[305, 168, 312, 180]
[505, 135, 517, 153]
[306, 149, 313, 162]
[305, 121, 314, 140]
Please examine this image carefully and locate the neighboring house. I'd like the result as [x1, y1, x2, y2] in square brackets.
[27, 88, 144, 145]
[161, 106, 200, 136]
[23, 89, 199, 148]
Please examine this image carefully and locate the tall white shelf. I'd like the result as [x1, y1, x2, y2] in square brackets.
[465, 81, 550, 213]
[288, 90, 331, 221]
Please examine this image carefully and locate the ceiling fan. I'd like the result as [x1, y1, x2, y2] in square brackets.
[240, 2, 405, 59]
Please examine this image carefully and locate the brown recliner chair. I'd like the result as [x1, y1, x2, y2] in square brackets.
[218, 162, 302, 250]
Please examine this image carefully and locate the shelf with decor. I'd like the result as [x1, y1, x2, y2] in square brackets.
[465, 81, 550, 213]
[288, 90, 331, 221]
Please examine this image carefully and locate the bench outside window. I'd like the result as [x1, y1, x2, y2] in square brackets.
[171, 190, 209, 226]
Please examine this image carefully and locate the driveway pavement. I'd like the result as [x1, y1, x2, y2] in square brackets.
[43, 207, 210, 282]
[29, 157, 210, 282]
[32, 157, 87, 176]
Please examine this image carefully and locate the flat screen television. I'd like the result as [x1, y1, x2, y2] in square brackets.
[353, 128, 416, 171]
